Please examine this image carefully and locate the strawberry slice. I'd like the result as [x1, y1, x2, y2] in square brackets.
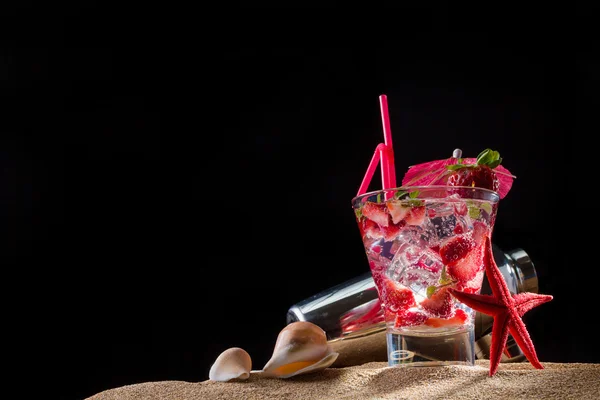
[381, 278, 416, 312]
[453, 201, 468, 216]
[453, 222, 465, 235]
[384, 308, 397, 323]
[357, 218, 369, 238]
[387, 201, 425, 226]
[386, 200, 410, 224]
[361, 218, 383, 239]
[405, 206, 426, 225]
[395, 309, 428, 328]
[421, 287, 453, 318]
[439, 234, 475, 265]
[370, 266, 385, 295]
[472, 220, 489, 247]
[382, 220, 405, 241]
[446, 242, 484, 283]
[424, 309, 469, 328]
[362, 202, 389, 227]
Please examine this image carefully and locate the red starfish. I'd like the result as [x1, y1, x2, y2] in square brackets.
[448, 237, 553, 376]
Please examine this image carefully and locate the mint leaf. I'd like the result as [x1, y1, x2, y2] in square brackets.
[488, 159, 502, 169]
[447, 164, 470, 171]
[476, 148, 492, 164]
[481, 202, 493, 214]
[394, 190, 408, 199]
[467, 199, 493, 218]
[395, 190, 423, 207]
[476, 148, 502, 168]
[426, 285, 437, 298]
[468, 204, 481, 219]
[354, 207, 363, 220]
[439, 265, 453, 285]
[406, 191, 424, 207]
[407, 199, 424, 207]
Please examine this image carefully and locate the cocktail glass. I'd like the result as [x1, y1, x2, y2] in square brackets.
[351, 185, 499, 366]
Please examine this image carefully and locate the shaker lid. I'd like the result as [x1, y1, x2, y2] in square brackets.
[507, 248, 538, 294]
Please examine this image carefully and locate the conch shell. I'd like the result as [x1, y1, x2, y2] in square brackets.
[209, 347, 252, 382]
[262, 321, 338, 378]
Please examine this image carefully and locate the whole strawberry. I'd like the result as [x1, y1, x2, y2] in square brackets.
[446, 149, 503, 192]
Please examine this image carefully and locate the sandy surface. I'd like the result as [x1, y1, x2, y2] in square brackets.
[87, 361, 600, 400]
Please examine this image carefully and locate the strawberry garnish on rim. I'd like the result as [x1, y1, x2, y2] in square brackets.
[400, 148, 515, 199]
[446, 149, 514, 198]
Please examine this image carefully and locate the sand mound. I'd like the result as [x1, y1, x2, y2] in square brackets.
[86, 360, 600, 399]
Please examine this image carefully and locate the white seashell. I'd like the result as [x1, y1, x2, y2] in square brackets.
[209, 347, 252, 382]
[262, 321, 339, 378]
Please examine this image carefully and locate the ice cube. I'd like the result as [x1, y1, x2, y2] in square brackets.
[431, 214, 459, 239]
[408, 269, 439, 297]
[455, 213, 473, 232]
[427, 199, 456, 218]
[390, 266, 439, 301]
[395, 221, 440, 248]
[386, 225, 443, 271]
[385, 229, 444, 300]
[415, 251, 443, 273]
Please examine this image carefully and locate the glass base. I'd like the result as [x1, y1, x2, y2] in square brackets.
[386, 326, 475, 367]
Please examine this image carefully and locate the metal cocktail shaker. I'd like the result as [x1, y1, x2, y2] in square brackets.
[286, 244, 538, 367]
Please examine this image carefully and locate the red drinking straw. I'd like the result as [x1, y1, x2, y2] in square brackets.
[357, 143, 386, 196]
[356, 95, 397, 197]
[379, 95, 396, 189]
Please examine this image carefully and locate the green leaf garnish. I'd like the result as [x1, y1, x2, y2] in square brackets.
[427, 268, 456, 298]
[427, 267, 458, 299]
[354, 207, 363, 220]
[394, 190, 423, 206]
[446, 148, 503, 171]
[466, 199, 492, 219]
[394, 190, 408, 199]
[468, 204, 481, 219]
[481, 202, 493, 214]
[447, 163, 470, 171]
[487, 159, 501, 169]
[426, 285, 437, 298]
[439, 265, 453, 285]
[404, 191, 423, 206]
[476, 148, 502, 169]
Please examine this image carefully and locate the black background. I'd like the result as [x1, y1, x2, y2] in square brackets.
[2, 5, 596, 400]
